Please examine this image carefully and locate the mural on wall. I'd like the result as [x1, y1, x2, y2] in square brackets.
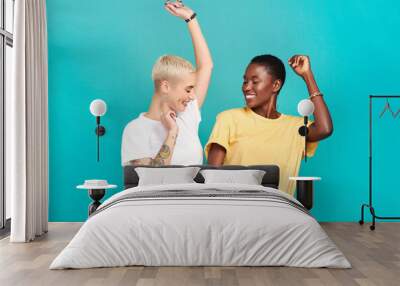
[47, 0, 400, 222]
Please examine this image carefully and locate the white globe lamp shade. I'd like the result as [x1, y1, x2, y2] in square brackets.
[90, 99, 107, 117]
[297, 99, 315, 116]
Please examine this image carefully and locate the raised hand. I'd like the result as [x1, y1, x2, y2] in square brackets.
[164, 1, 194, 20]
[288, 55, 312, 78]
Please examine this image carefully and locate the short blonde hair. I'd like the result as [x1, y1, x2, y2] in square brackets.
[152, 55, 195, 86]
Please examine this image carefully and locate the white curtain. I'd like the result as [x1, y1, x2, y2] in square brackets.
[8, 0, 49, 242]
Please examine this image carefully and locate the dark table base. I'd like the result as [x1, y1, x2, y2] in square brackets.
[296, 180, 314, 210]
[88, 189, 105, 216]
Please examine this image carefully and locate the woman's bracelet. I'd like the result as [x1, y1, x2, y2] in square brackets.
[309, 92, 323, 100]
[185, 12, 197, 23]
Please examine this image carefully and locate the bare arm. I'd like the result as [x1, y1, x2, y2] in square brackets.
[187, 18, 213, 108]
[130, 130, 178, 166]
[165, 1, 213, 108]
[207, 143, 226, 166]
[302, 72, 333, 142]
[289, 55, 333, 142]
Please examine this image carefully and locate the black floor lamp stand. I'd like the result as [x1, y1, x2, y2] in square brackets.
[359, 95, 400, 230]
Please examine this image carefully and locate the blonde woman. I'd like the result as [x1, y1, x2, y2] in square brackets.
[121, 1, 213, 166]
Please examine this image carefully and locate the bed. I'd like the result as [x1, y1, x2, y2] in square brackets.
[50, 165, 350, 269]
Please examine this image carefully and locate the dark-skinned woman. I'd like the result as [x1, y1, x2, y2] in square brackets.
[205, 55, 333, 196]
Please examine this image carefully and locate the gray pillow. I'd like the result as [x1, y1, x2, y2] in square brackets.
[135, 167, 201, 186]
[200, 169, 266, 185]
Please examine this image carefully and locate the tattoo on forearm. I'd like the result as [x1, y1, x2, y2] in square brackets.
[150, 157, 165, 167]
[158, 144, 171, 159]
[130, 158, 152, 165]
[149, 144, 171, 166]
[131, 136, 176, 167]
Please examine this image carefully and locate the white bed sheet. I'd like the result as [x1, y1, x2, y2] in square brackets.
[50, 183, 350, 269]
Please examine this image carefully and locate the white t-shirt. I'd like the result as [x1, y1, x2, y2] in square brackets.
[121, 99, 203, 166]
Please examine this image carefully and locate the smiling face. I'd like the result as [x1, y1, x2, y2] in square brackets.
[152, 55, 196, 113]
[242, 63, 282, 109]
[162, 72, 196, 113]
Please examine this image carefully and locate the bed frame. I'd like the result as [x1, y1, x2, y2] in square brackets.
[123, 165, 280, 190]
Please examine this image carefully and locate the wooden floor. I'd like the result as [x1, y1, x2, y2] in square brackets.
[0, 223, 399, 286]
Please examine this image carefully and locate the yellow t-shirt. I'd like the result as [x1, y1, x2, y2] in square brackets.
[205, 107, 318, 196]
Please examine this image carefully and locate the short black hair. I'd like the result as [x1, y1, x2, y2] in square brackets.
[250, 54, 286, 92]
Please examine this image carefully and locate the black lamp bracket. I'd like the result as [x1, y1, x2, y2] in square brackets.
[95, 126, 106, 136]
[298, 125, 308, 136]
[95, 116, 106, 136]
[298, 116, 309, 137]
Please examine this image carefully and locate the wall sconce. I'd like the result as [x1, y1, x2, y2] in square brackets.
[297, 99, 315, 162]
[89, 99, 107, 162]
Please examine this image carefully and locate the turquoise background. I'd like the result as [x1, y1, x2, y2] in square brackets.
[47, 0, 400, 222]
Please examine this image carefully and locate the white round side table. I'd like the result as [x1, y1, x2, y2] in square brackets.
[77, 180, 117, 216]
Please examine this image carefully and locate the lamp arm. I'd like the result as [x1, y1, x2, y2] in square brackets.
[97, 129, 100, 162]
[304, 116, 308, 162]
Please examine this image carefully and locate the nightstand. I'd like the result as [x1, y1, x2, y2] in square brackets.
[289, 177, 321, 210]
[77, 180, 117, 216]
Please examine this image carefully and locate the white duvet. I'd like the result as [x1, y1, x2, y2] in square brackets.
[50, 183, 351, 269]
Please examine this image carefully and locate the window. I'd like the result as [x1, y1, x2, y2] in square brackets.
[1, 0, 14, 233]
